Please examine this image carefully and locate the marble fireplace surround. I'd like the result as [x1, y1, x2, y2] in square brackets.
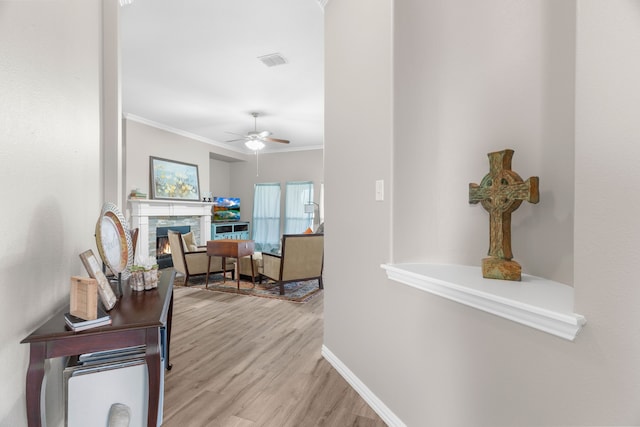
[128, 199, 214, 263]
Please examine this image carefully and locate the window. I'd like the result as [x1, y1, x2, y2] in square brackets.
[252, 183, 281, 253]
[284, 181, 314, 234]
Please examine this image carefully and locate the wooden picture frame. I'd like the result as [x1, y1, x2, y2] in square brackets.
[150, 156, 200, 201]
[79, 250, 117, 310]
[70, 276, 98, 320]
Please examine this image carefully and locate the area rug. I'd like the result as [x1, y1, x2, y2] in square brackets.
[173, 273, 322, 303]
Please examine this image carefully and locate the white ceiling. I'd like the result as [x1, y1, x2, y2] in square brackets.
[120, 0, 325, 154]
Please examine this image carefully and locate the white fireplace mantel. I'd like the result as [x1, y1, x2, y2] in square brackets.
[128, 199, 213, 262]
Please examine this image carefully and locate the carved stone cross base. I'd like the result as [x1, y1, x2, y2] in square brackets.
[482, 257, 522, 281]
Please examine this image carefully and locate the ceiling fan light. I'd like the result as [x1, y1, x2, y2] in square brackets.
[245, 140, 265, 151]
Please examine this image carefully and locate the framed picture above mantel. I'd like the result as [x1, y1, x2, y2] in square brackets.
[149, 156, 200, 201]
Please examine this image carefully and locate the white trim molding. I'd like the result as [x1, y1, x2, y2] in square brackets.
[321, 345, 406, 427]
[381, 263, 586, 341]
[124, 113, 324, 154]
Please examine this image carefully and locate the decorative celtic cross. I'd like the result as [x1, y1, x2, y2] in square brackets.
[469, 149, 539, 281]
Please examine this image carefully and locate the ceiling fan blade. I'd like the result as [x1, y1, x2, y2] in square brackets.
[225, 138, 246, 143]
[225, 131, 247, 137]
[264, 137, 290, 144]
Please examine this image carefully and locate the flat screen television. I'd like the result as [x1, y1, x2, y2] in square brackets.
[212, 197, 241, 222]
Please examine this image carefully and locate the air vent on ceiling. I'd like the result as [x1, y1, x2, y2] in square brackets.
[258, 53, 288, 67]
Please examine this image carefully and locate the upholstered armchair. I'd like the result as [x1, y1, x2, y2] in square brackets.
[237, 252, 263, 283]
[167, 231, 233, 285]
[262, 233, 324, 295]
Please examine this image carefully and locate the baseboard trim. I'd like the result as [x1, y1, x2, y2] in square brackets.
[321, 345, 406, 427]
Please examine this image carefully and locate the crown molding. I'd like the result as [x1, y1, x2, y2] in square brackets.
[123, 113, 323, 155]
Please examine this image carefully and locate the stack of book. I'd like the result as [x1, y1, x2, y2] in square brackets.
[128, 188, 147, 199]
[64, 308, 112, 332]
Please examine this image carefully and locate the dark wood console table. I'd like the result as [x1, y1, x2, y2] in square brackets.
[21, 269, 176, 427]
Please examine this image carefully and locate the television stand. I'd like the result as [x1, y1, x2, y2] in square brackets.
[211, 221, 250, 240]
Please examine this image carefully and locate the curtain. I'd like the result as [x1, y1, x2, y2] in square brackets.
[284, 181, 314, 234]
[252, 183, 281, 253]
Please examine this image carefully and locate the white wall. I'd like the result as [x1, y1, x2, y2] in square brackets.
[325, 0, 640, 425]
[573, 0, 640, 422]
[123, 119, 243, 204]
[209, 157, 231, 197]
[0, 1, 102, 426]
[323, 0, 395, 421]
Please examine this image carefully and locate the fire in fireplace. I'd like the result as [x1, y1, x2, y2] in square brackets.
[157, 237, 171, 257]
[156, 226, 191, 269]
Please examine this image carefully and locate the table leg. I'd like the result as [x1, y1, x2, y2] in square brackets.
[205, 256, 211, 288]
[250, 255, 255, 286]
[237, 258, 241, 290]
[26, 342, 46, 427]
[222, 257, 227, 283]
[145, 328, 161, 427]
[166, 289, 173, 371]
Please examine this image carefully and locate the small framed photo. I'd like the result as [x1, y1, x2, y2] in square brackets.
[150, 156, 200, 201]
[79, 250, 117, 311]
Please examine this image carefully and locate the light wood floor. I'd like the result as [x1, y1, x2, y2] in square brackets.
[162, 287, 387, 427]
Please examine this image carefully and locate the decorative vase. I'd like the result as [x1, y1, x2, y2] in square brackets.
[149, 267, 159, 289]
[143, 269, 153, 290]
[130, 270, 145, 291]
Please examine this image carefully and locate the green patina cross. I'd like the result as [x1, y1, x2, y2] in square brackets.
[469, 149, 539, 281]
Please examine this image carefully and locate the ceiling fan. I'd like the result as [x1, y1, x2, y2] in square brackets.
[226, 112, 290, 151]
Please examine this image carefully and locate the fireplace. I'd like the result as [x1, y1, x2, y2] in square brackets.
[128, 199, 214, 265]
[156, 226, 191, 269]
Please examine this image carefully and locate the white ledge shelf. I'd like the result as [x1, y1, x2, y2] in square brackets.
[381, 263, 585, 341]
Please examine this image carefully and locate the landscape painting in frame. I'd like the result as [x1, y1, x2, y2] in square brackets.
[150, 156, 200, 201]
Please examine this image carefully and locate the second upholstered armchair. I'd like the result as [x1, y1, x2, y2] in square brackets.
[261, 233, 324, 295]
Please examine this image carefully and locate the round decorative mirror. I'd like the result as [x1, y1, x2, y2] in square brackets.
[95, 202, 133, 276]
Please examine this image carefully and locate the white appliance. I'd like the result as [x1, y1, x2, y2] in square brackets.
[64, 330, 166, 426]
